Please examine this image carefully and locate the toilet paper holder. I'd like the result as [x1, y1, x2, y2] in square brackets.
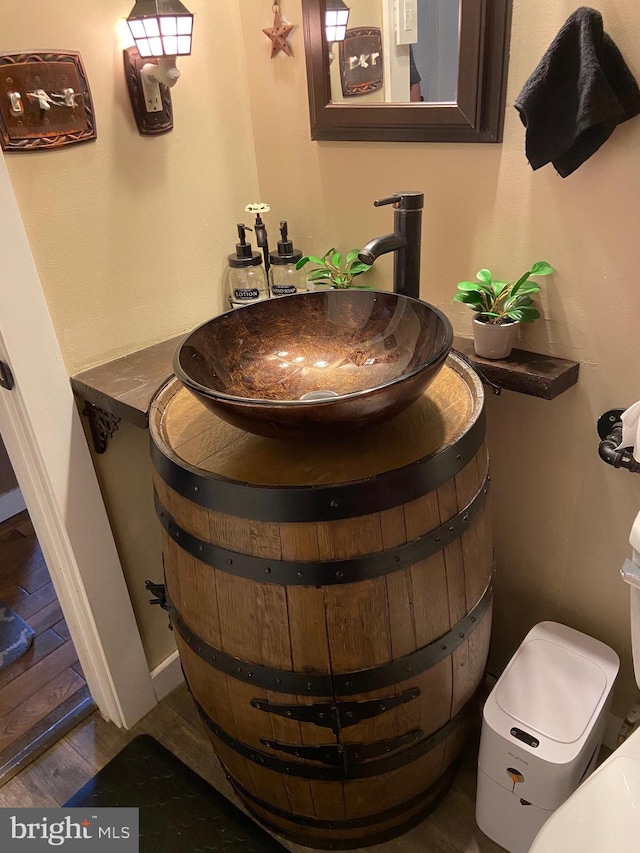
[597, 409, 640, 473]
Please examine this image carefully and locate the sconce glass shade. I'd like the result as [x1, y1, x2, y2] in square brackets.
[325, 0, 350, 43]
[126, 0, 193, 58]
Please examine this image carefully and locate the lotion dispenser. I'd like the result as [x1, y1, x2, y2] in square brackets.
[269, 221, 307, 297]
[226, 223, 268, 309]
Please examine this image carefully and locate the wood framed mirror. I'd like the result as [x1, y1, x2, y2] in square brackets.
[302, 0, 513, 142]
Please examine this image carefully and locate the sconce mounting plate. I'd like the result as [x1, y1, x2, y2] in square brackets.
[0, 51, 96, 152]
[123, 47, 173, 136]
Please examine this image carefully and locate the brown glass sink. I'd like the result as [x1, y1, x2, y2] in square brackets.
[173, 290, 453, 439]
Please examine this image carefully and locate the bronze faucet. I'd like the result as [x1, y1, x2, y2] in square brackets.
[358, 191, 424, 300]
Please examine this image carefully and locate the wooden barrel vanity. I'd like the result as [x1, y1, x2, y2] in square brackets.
[149, 352, 493, 848]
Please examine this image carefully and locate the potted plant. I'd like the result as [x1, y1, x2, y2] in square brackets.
[296, 248, 373, 289]
[454, 261, 554, 359]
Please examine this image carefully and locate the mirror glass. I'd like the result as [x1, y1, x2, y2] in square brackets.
[302, 0, 512, 143]
[328, 0, 460, 105]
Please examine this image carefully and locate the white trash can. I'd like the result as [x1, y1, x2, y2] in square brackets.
[476, 621, 619, 853]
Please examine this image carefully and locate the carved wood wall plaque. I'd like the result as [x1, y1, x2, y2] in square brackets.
[339, 28, 384, 98]
[0, 52, 96, 152]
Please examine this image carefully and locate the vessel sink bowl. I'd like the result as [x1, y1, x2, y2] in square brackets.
[173, 290, 453, 439]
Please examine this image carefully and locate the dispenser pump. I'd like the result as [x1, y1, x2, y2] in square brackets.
[228, 223, 262, 268]
[268, 221, 306, 297]
[270, 221, 302, 265]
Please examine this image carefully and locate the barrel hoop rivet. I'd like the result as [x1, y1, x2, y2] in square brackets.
[154, 471, 490, 588]
[169, 583, 492, 696]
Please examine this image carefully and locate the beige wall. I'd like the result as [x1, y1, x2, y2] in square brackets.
[1, 0, 260, 666]
[238, 0, 640, 717]
[4, 0, 640, 716]
[2, 0, 259, 373]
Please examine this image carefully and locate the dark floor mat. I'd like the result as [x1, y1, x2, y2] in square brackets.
[64, 735, 288, 853]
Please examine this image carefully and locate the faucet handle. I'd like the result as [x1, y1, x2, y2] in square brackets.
[374, 191, 424, 210]
[373, 195, 399, 207]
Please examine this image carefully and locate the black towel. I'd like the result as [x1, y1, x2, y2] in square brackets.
[515, 7, 640, 177]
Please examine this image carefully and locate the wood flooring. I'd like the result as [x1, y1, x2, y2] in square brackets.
[0, 684, 504, 852]
[0, 510, 94, 782]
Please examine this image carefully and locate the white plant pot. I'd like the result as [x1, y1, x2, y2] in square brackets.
[472, 317, 519, 359]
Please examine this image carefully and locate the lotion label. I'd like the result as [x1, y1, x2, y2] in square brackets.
[233, 288, 260, 300]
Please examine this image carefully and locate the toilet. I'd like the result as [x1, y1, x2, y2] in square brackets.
[528, 510, 640, 852]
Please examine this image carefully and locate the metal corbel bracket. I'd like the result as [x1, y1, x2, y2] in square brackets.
[597, 408, 640, 473]
[452, 348, 503, 395]
[145, 580, 169, 611]
[81, 401, 121, 453]
[145, 579, 172, 631]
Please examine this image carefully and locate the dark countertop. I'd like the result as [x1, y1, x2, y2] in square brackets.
[71, 334, 580, 439]
[71, 334, 184, 429]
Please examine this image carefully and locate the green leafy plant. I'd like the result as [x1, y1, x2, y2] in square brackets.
[296, 248, 372, 289]
[454, 261, 554, 324]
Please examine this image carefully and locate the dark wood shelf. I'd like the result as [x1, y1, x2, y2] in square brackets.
[71, 333, 579, 452]
[452, 336, 579, 400]
[71, 334, 183, 429]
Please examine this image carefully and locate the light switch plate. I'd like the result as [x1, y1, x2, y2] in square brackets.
[0, 51, 96, 152]
[396, 0, 418, 46]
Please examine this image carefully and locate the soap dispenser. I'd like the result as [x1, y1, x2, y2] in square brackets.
[269, 221, 306, 297]
[226, 223, 268, 309]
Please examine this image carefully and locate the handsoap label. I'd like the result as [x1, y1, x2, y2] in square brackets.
[272, 285, 297, 296]
[233, 288, 260, 300]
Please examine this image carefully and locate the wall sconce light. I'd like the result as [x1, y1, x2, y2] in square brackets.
[325, 0, 350, 44]
[123, 0, 194, 136]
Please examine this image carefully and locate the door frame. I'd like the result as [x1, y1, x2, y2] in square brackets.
[0, 151, 156, 728]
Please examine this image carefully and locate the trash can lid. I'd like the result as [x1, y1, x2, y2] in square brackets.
[495, 623, 617, 744]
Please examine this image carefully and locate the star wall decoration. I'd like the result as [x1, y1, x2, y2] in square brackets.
[263, 3, 295, 58]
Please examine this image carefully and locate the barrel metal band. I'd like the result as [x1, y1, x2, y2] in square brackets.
[171, 582, 492, 697]
[239, 768, 457, 850]
[150, 404, 485, 522]
[196, 693, 472, 780]
[227, 760, 455, 830]
[155, 471, 489, 587]
[239, 766, 456, 851]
